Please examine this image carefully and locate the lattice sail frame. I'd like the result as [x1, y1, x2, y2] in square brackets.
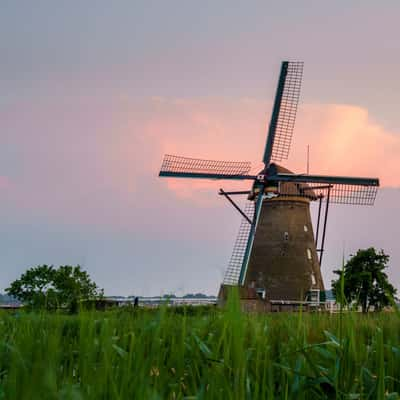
[270, 62, 303, 162]
[278, 182, 378, 206]
[160, 154, 251, 176]
[223, 202, 254, 286]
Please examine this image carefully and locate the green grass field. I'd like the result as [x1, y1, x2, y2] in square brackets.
[1, 295, 400, 399]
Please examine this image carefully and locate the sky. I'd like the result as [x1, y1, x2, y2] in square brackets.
[1, 1, 399, 296]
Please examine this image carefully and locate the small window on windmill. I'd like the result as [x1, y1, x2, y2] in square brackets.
[284, 231, 289, 241]
[304, 225, 308, 232]
[307, 248, 312, 260]
[311, 273, 316, 285]
[256, 288, 266, 300]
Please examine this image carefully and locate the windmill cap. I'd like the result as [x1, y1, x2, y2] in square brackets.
[260, 163, 318, 200]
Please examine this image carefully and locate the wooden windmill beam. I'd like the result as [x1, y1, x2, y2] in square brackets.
[159, 171, 257, 180]
[262, 62, 289, 165]
[269, 173, 379, 187]
[238, 187, 265, 285]
[219, 189, 252, 225]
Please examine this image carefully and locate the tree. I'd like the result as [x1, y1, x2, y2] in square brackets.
[331, 248, 396, 313]
[6, 264, 102, 311]
[53, 265, 103, 312]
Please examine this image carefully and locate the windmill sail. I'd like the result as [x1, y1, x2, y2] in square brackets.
[279, 182, 378, 206]
[270, 173, 379, 205]
[263, 61, 304, 165]
[223, 202, 254, 286]
[159, 154, 254, 180]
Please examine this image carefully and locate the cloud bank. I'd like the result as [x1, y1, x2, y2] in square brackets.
[2, 94, 399, 221]
[148, 98, 400, 199]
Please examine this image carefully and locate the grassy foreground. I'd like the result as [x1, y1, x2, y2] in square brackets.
[1, 295, 400, 399]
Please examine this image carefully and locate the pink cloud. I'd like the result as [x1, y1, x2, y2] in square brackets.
[291, 104, 400, 187]
[145, 98, 400, 201]
[2, 93, 398, 227]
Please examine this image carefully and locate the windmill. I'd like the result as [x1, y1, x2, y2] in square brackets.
[159, 61, 379, 305]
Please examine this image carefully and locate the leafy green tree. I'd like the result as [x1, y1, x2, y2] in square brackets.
[6, 265, 57, 309]
[332, 248, 396, 313]
[6, 264, 102, 311]
[53, 265, 103, 312]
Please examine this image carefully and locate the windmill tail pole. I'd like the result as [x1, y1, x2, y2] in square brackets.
[238, 189, 264, 285]
[315, 194, 323, 247]
[319, 187, 331, 266]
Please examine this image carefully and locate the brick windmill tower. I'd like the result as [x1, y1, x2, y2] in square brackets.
[159, 62, 379, 308]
